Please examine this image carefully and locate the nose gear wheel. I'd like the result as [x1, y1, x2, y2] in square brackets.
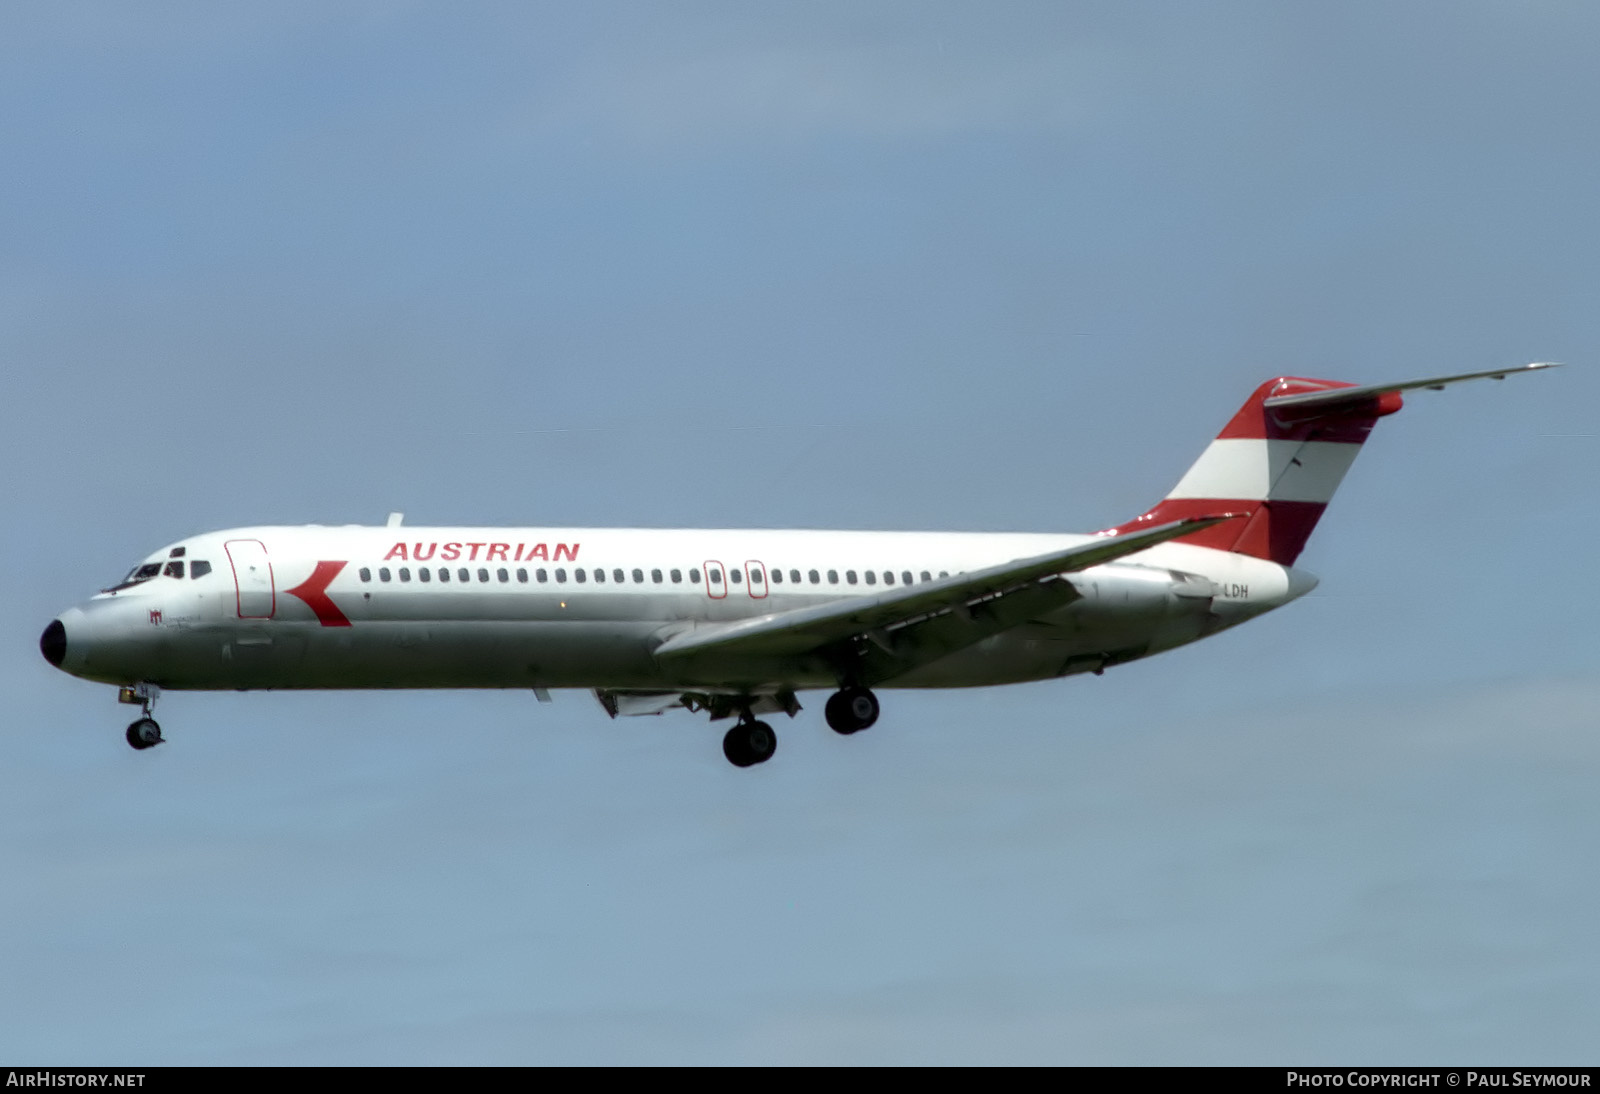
[125, 718, 163, 750]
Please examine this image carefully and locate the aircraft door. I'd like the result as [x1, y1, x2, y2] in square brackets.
[745, 560, 768, 599]
[703, 561, 727, 599]
[225, 539, 275, 618]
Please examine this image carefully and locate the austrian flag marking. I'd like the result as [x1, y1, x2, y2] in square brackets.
[285, 560, 351, 627]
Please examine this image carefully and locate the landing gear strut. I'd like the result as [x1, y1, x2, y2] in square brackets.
[119, 683, 163, 750]
[722, 718, 778, 768]
[825, 686, 879, 735]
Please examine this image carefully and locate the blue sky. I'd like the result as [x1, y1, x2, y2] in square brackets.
[3, 1, 1596, 1063]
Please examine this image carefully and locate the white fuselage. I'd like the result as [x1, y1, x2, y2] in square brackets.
[51, 524, 1314, 697]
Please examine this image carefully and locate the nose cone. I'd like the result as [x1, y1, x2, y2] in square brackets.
[40, 619, 67, 667]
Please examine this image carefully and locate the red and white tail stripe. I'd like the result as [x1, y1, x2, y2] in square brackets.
[1109, 376, 1403, 565]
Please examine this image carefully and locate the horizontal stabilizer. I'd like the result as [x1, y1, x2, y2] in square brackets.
[1262, 362, 1558, 415]
[651, 513, 1239, 663]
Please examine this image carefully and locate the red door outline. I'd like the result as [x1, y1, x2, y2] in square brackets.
[745, 560, 768, 599]
[224, 539, 275, 619]
[704, 560, 727, 599]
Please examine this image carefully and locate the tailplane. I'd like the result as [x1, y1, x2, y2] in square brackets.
[1107, 363, 1557, 566]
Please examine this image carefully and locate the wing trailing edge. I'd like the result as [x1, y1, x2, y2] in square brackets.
[650, 513, 1240, 663]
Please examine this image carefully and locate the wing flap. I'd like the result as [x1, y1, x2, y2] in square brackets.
[651, 513, 1238, 663]
[848, 575, 1087, 685]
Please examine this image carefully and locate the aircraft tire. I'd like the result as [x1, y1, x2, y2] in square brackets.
[723, 721, 777, 767]
[125, 718, 163, 750]
[825, 687, 879, 734]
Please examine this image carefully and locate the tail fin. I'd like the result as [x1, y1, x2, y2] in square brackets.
[1108, 363, 1557, 566]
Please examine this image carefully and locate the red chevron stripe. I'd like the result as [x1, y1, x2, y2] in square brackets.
[284, 560, 351, 627]
[1107, 498, 1329, 565]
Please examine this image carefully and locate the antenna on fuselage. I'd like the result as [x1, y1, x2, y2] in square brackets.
[387, 512, 404, 527]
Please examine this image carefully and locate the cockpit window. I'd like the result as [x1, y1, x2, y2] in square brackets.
[105, 562, 162, 592]
[163, 561, 185, 579]
[190, 560, 212, 579]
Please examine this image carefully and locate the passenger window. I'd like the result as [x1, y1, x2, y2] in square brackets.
[689, 568, 701, 583]
[190, 560, 212, 579]
[516, 568, 528, 582]
[495, 568, 506, 582]
[809, 570, 819, 584]
[399, 567, 411, 582]
[729, 569, 741, 584]
[575, 568, 587, 583]
[594, 568, 606, 583]
[790, 569, 801, 584]
[921, 571, 931, 583]
[380, 567, 391, 582]
[827, 570, 838, 584]
[439, 568, 450, 582]
[939, 571, 949, 578]
[358, 567, 371, 582]
[614, 568, 625, 583]
[476, 568, 488, 582]
[864, 571, 876, 585]
[651, 568, 663, 583]
[633, 569, 644, 583]
[846, 570, 857, 584]
[883, 571, 893, 585]
[670, 569, 682, 583]
[770, 569, 782, 584]
[902, 571, 912, 585]
[458, 568, 470, 583]
[555, 568, 567, 583]
[751, 566, 764, 583]
[418, 568, 429, 582]
[709, 569, 722, 585]
[164, 561, 185, 578]
[537, 568, 548, 583]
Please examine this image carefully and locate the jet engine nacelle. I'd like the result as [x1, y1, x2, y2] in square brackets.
[1076, 565, 1216, 616]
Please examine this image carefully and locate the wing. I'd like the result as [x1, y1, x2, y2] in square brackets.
[650, 514, 1238, 674]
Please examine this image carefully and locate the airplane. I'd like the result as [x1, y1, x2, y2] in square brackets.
[41, 363, 1554, 767]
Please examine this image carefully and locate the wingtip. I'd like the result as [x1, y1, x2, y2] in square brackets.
[1490, 362, 1561, 380]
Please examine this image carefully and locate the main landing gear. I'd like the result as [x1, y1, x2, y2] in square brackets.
[717, 686, 881, 768]
[118, 683, 163, 751]
[723, 717, 778, 768]
[824, 686, 879, 735]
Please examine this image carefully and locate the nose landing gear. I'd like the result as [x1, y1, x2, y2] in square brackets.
[118, 683, 163, 751]
[125, 718, 163, 750]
